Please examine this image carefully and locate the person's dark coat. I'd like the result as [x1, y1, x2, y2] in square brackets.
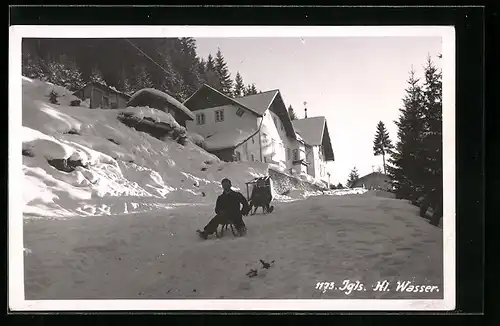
[215, 189, 250, 217]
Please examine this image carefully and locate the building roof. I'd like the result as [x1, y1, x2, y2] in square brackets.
[128, 88, 195, 120]
[352, 172, 391, 187]
[183, 84, 263, 117]
[234, 90, 279, 115]
[74, 81, 131, 99]
[292, 116, 335, 161]
[292, 116, 327, 146]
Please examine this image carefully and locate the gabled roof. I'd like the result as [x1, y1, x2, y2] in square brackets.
[183, 84, 262, 117]
[128, 88, 195, 120]
[234, 90, 279, 115]
[292, 116, 334, 161]
[237, 90, 297, 140]
[292, 117, 326, 145]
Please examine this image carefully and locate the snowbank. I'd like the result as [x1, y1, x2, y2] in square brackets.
[20, 77, 270, 218]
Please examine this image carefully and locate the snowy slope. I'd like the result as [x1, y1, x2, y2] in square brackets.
[21, 77, 272, 218]
[21, 77, 346, 219]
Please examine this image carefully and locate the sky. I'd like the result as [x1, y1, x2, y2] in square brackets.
[194, 36, 442, 185]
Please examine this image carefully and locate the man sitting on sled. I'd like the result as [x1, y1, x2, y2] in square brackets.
[196, 178, 251, 239]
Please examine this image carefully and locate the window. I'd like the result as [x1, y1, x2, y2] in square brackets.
[293, 149, 299, 161]
[236, 107, 244, 117]
[196, 113, 205, 125]
[235, 151, 241, 161]
[215, 109, 224, 122]
[251, 154, 255, 161]
[286, 148, 291, 160]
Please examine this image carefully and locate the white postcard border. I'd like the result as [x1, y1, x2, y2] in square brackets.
[8, 25, 456, 311]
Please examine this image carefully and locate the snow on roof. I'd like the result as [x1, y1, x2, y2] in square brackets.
[235, 90, 279, 115]
[122, 106, 182, 129]
[128, 88, 195, 120]
[75, 82, 131, 99]
[204, 129, 257, 151]
[291, 116, 327, 146]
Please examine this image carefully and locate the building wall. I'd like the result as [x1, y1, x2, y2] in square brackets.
[259, 110, 294, 170]
[186, 104, 259, 138]
[234, 132, 261, 163]
[305, 144, 315, 177]
[307, 145, 329, 183]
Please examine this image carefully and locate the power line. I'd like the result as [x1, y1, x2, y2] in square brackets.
[124, 38, 170, 76]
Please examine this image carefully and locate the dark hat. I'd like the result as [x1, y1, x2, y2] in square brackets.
[221, 178, 231, 184]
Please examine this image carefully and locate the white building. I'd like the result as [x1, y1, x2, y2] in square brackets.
[184, 84, 335, 184]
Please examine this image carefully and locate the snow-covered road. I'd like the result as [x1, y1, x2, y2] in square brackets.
[24, 192, 443, 300]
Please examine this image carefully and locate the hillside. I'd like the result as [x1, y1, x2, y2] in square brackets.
[21, 77, 341, 218]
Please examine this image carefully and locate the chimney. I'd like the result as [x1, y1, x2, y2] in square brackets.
[303, 101, 308, 118]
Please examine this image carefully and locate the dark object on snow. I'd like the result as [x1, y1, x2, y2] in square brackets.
[47, 157, 87, 173]
[197, 179, 250, 239]
[201, 192, 206, 197]
[22, 148, 35, 157]
[246, 269, 258, 278]
[108, 138, 120, 145]
[201, 167, 207, 171]
[259, 259, 275, 269]
[419, 188, 443, 226]
[48, 90, 59, 104]
[70, 99, 81, 107]
[64, 129, 80, 135]
[246, 176, 274, 215]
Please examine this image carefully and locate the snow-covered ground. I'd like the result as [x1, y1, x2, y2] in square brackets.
[19, 77, 443, 302]
[24, 192, 443, 300]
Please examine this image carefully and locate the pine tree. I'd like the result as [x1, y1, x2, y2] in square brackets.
[336, 182, 344, 189]
[133, 65, 154, 91]
[214, 48, 233, 95]
[46, 54, 85, 92]
[22, 49, 45, 80]
[373, 121, 393, 174]
[117, 68, 132, 95]
[233, 71, 245, 97]
[288, 104, 298, 120]
[204, 54, 221, 89]
[346, 167, 360, 188]
[421, 55, 443, 225]
[244, 83, 258, 95]
[387, 67, 426, 201]
[89, 66, 106, 85]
